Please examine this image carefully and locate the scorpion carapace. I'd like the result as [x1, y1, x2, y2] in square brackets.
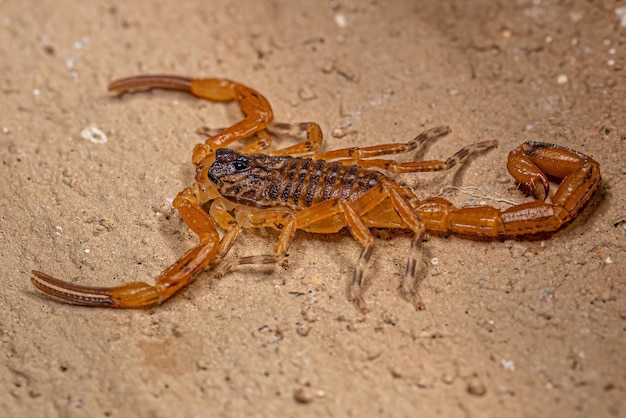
[31, 74, 601, 312]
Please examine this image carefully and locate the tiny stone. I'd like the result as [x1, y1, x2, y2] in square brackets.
[415, 375, 433, 388]
[381, 311, 397, 326]
[294, 387, 314, 403]
[442, 372, 455, 384]
[467, 377, 487, 396]
[332, 128, 347, 138]
[80, 124, 108, 144]
[334, 13, 347, 28]
[320, 61, 334, 73]
[557, 74, 568, 84]
[296, 322, 310, 336]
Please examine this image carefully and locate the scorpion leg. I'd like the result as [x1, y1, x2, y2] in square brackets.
[108, 75, 274, 164]
[31, 187, 220, 308]
[414, 142, 601, 237]
[197, 121, 324, 156]
[207, 198, 243, 264]
[266, 122, 324, 156]
[311, 126, 451, 161]
[196, 127, 273, 154]
[213, 199, 378, 312]
[214, 185, 427, 312]
[334, 140, 498, 174]
[303, 184, 427, 310]
[240, 130, 273, 154]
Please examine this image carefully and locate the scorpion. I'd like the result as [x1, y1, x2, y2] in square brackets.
[31, 75, 601, 312]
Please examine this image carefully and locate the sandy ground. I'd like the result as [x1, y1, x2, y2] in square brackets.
[1, 0, 625, 417]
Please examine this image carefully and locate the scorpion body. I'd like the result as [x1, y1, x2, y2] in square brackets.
[209, 148, 385, 211]
[31, 75, 601, 311]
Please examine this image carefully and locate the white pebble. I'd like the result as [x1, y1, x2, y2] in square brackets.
[80, 124, 108, 144]
[556, 74, 568, 84]
[501, 359, 515, 371]
[334, 13, 347, 28]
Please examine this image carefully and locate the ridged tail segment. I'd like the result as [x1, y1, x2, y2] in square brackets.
[263, 156, 384, 210]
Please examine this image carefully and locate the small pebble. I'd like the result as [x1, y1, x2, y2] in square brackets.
[381, 311, 397, 326]
[442, 372, 455, 385]
[294, 387, 314, 403]
[80, 124, 108, 144]
[334, 13, 347, 28]
[467, 376, 487, 396]
[332, 128, 347, 138]
[296, 322, 310, 336]
[320, 60, 334, 73]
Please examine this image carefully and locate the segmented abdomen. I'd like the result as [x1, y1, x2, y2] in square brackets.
[262, 156, 383, 210]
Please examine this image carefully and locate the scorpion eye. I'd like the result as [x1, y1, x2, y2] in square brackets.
[233, 156, 249, 171]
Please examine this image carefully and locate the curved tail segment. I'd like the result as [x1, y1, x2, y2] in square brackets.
[31, 238, 218, 308]
[415, 141, 601, 238]
[31, 185, 222, 308]
[108, 75, 274, 165]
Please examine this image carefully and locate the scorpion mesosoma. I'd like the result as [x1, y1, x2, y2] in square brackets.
[31, 75, 601, 312]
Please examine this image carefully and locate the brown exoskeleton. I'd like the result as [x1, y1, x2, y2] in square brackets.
[31, 75, 601, 312]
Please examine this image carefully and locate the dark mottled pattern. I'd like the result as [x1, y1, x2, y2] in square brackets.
[208, 148, 384, 211]
[305, 159, 325, 207]
[322, 162, 342, 201]
[341, 165, 360, 200]
[279, 158, 299, 203]
[292, 159, 312, 206]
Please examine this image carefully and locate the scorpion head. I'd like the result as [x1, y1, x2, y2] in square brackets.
[206, 148, 279, 207]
